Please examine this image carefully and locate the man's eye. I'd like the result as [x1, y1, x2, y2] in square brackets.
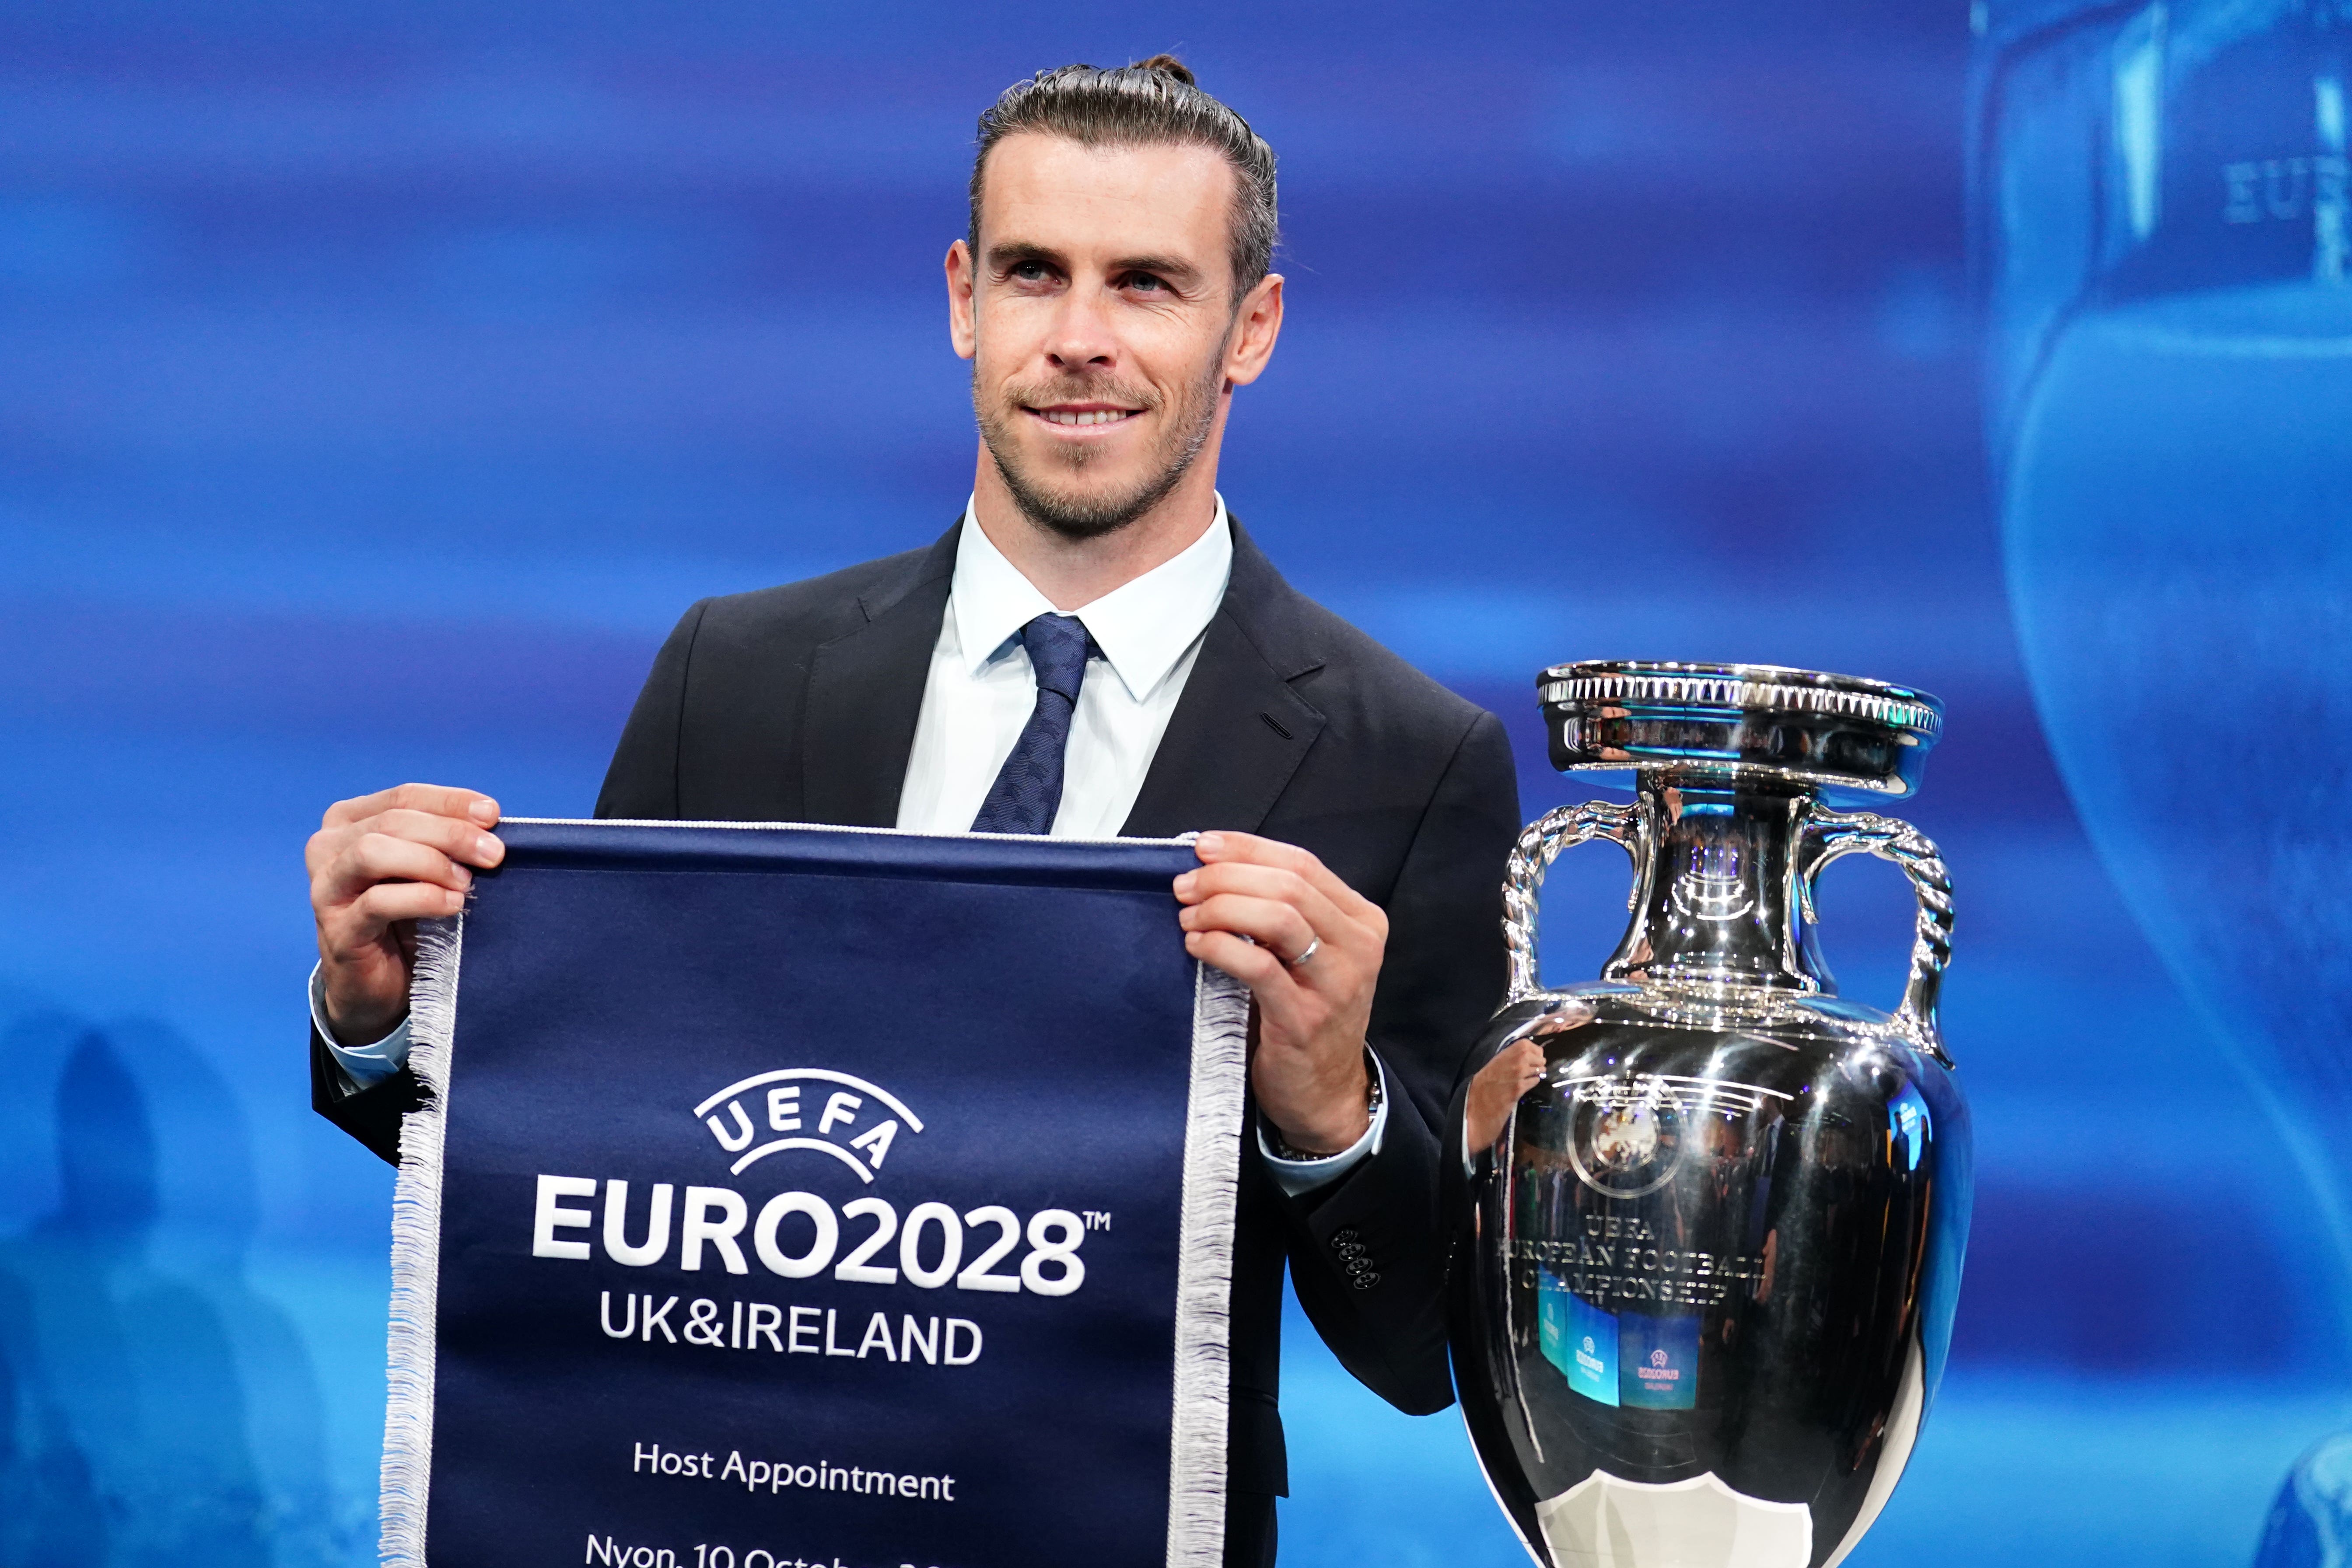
[1125, 273, 1168, 293]
[1012, 261, 1054, 283]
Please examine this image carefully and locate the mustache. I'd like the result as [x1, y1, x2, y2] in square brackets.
[1000, 374, 1163, 413]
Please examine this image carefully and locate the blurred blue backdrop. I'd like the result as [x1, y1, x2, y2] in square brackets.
[4, 3, 2345, 1564]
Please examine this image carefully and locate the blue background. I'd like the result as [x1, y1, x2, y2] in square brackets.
[1, 4, 2338, 1564]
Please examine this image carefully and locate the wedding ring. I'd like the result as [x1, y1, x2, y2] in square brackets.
[1285, 936, 1321, 968]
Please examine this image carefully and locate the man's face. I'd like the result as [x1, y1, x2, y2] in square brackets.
[952, 133, 1273, 540]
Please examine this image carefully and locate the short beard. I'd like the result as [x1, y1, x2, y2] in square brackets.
[975, 360, 1223, 542]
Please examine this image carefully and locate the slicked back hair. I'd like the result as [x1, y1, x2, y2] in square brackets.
[969, 56, 1279, 301]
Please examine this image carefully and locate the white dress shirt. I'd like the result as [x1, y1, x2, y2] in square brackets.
[894, 499, 1232, 837]
[316, 494, 1386, 1191]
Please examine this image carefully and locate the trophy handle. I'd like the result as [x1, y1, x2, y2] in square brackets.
[1503, 799, 1642, 1003]
[1797, 805, 1956, 1065]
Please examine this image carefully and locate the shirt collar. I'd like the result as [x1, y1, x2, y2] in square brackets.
[949, 494, 1234, 703]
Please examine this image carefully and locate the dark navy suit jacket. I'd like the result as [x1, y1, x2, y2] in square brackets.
[310, 518, 1522, 1567]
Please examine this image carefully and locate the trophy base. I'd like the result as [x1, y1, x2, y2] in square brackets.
[1534, 1472, 1812, 1568]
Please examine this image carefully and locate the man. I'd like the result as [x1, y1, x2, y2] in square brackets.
[304, 57, 1521, 1566]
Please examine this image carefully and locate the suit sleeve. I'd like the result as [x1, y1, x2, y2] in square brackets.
[309, 599, 713, 1167]
[309, 1020, 421, 1166]
[595, 598, 708, 820]
[1272, 709, 1521, 1414]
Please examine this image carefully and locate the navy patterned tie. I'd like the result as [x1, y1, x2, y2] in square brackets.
[970, 613, 1099, 835]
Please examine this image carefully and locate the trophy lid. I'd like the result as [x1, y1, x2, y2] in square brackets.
[1539, 659, 1943, 797]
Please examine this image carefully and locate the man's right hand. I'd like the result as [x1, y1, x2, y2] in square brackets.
[307, 784, 505, 1047]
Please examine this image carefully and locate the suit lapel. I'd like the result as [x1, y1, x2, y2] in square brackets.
[801, 526, 959, 828]
[1122, 522, 1326, 837]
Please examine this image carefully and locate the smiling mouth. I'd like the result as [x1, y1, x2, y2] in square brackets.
[1029, 405, 1141, 427]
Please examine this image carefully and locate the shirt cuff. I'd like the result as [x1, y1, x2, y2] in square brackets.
[1257, 1050, 1391, 1198]
[309, 962, 413, 1088]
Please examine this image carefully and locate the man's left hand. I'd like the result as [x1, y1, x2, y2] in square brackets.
[1174, 831, 1386, 1156]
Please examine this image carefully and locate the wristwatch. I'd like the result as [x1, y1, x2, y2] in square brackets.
[1263, 1047, 1382, 1162]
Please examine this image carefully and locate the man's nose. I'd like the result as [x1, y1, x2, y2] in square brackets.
[1043, 288, 1117, 370]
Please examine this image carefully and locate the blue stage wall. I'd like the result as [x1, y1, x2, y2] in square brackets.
[2, 4, 2338, 1564]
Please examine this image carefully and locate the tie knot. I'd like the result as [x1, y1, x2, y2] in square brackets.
[1021, 613, 1095, 705]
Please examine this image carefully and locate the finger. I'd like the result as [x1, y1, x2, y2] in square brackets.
[1178, 893, 1320, 966]
[1184, 928, 1302, 998]
[1193, 832, 1380, 923]
[367, 807, 506, 869]
[1184, 931, 1352, 1058]
[1174, 862, 1353, 945]
[310, 809, 502, 887]
[333, 879, 468, 934]
[325, 783, 500, 831]
[319, 833, 473, 904]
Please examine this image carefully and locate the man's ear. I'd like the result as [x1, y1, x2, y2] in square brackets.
[1222, 272, 1284, 388]
[947, 238, 978, 361]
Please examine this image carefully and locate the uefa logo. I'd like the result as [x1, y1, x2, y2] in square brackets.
[1565, 1087, 1685, 1199]
[694, 1069, 922, 1182]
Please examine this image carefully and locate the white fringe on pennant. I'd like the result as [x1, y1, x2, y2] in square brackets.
[379, 912, 464, 1568]
[1166, 962, 1250, 1568]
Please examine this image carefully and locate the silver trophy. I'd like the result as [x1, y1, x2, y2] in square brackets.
[1452, 661, 1971, 1568]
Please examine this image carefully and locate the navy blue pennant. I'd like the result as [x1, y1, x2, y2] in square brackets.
[381, 820, 1248, 1568]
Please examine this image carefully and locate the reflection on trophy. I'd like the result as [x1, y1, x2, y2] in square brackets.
[1452, 661, 1973, 1568]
